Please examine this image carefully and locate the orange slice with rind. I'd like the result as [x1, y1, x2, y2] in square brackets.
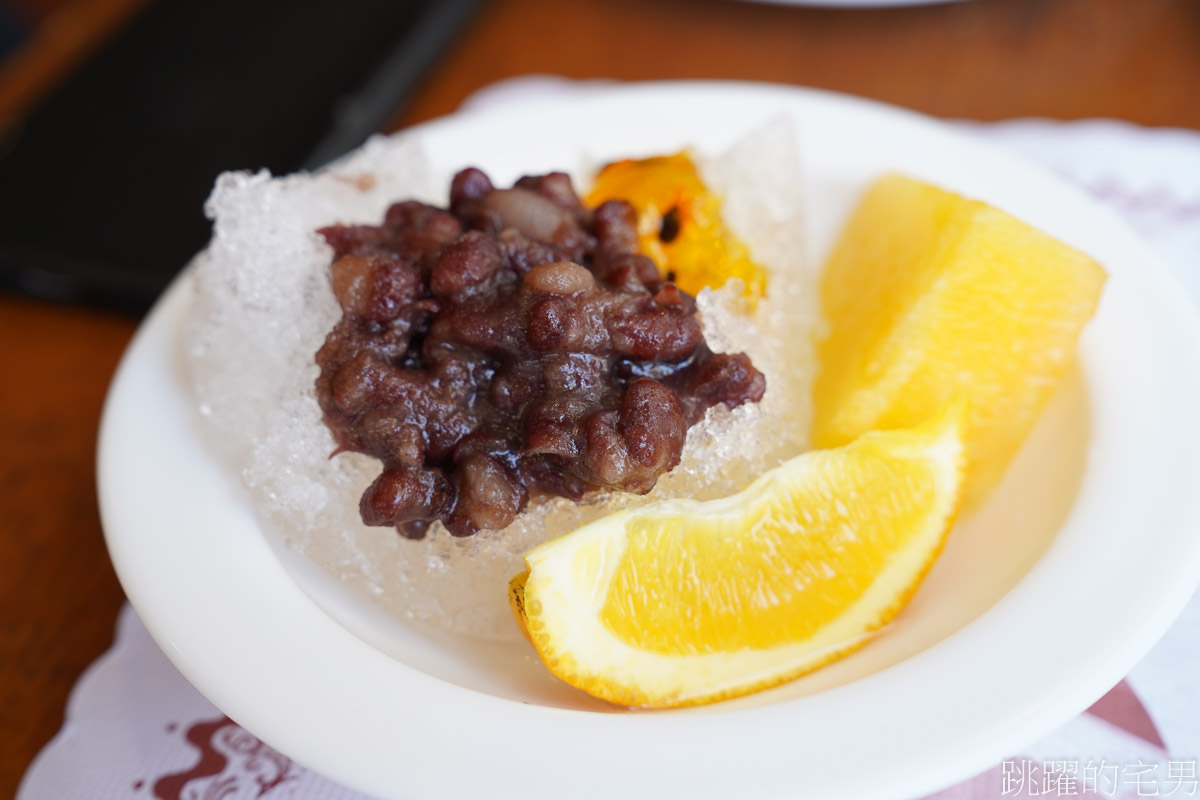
[512, 405, 965, 708]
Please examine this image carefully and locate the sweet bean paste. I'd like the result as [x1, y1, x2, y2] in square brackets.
[315, 168, 765, 538]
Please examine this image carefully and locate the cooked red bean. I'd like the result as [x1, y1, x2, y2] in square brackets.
[523, 260, 595, 295]
[315, 167, 765, 537]
[481, 189, 581, 249]
[515, 172, 591, 218]
[429, 230, 504, 298]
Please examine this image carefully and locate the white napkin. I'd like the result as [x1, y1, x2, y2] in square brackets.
[21, 78, 1200, 800]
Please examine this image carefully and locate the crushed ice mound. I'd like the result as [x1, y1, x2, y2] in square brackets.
[186, 118, 816, 640]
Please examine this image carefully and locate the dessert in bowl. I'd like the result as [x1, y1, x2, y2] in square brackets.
[99, 82, 1200, 799]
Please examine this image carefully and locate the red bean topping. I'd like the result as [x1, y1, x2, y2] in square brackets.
[447, 453, 527, 537]
[677, 351, 767, 422]
[515, 172, 591, 220]
[608, 302, 703, 362]
[352, 412, 425, 466]
[449, 167, 493, 209]
[330, 254, 424, 323]
[480, 188, 589, 257]
[523, 419, 579, 458]
[429, 230, 505, 298]
[523, 260, 595, 295]
[599, 253, 663, 293]
[498, 230, 564, 275]
[315, 167, 765, 538]
[652, 283, 686, 309]
[526, 297, 578, 352]
[383, 201, 462, 243]
[592, 200, 641, 261]
[330, 254, 376, 315]
[619, 378, 687, 470]
[360, 466, 451, 529]
[319, 224, 389, 258]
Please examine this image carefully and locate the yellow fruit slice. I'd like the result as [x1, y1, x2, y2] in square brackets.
[585, 152, 767, 301]
[514, 407, 964, 708]
[812, 174, 1105, 506]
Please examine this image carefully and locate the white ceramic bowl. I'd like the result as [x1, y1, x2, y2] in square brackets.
[100, 82, 1200, 799]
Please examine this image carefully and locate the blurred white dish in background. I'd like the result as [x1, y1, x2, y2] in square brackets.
[734, 0, 967, 7]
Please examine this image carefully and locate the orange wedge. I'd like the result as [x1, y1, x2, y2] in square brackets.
[512, 408, 964, 708]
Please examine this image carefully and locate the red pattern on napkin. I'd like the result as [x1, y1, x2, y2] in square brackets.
[148, 717, 297, 800]
[1085, 680, 1167, 751]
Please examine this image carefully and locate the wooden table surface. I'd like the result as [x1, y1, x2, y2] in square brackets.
[2, 0, 1197, 794]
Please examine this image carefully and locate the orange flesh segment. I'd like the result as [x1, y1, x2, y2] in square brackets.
[813, 174, 1106, 506]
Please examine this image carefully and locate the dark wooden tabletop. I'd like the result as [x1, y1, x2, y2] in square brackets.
[2, 0, 1198, 795]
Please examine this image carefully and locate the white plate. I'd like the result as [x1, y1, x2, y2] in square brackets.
[100, 82, 1200, 799]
